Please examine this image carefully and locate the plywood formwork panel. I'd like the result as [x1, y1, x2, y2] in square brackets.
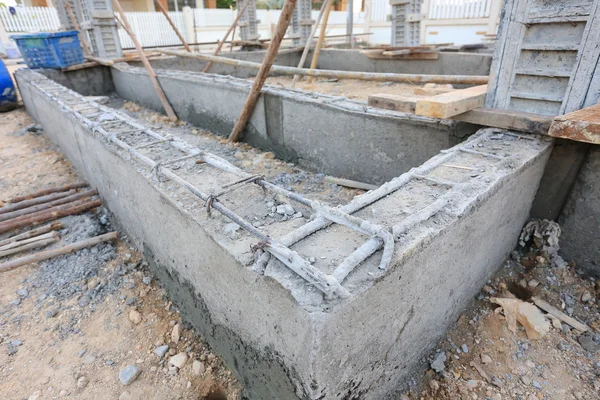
[486, 0, 600, 116]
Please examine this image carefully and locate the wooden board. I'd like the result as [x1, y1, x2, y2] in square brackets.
[416, 85, 488, 118]
[61, 61, 100, 72]
[548, 103, 600, 144]
[368, 94, 418, 113]
[414, 87, 454, 96]
[453, 107, 552, 134]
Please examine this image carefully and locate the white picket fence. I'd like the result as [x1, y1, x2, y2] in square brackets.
[0, 7, 60, 33]
[428, 0, 493, 20]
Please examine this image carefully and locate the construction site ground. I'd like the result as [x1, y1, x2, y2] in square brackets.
[1, 101, 599, 400]
[261, 76, 436, 102]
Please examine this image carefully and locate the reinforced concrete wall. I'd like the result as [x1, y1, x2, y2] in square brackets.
[559, 147, 600, 277]
[141, 50, 493, 79]
[110, 64, 478, 184]
[16, 69, 552, 400]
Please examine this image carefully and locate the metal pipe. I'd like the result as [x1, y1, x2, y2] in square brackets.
[158, 49, 490, 85]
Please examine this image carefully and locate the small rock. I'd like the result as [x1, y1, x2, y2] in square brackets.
[119, 391, 132, 400]
[276, 204, 295, 216]
[429, 379, 440, 391]
[521, 375, 531, 385]
[76, 376, 88, 389]
[491, 376, 503, 388]
[171, 324, 181, 344]
[119, 365, 142, 386]
[574, 392, 583, 400]
[431, 351, 446, 373]
[28, 391, 41, 400]
[59, 389, 69, 397]
[466, 380, 478, 390]
[155, 345, 169, 358]
[45, 309, 58, 319]
[78, 296, 91, 307]
[532, 380, 542, 390]
[578, 334, 600, 352]
[481, 354, 492, 364]
[223, 223, 240, 240]
[528, 279, 539, 288]
[129, 309, 142, 325]
[461, 344, 469, 353]
[142, 276, 152, 285]
[525, 360, 536, 369]
[192, 359, 205, 375]
[17, 289, 28, 298]
[169, 352, 188, 369]
[83, 354, 96, 364]
[518, 279, 528, 288]
[581, 291, 592, 303]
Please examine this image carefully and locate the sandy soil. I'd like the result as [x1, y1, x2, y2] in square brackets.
[262, 76, 444, 102]
[0, 109, 240, 400]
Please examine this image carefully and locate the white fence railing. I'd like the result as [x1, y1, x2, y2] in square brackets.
[117, 11, 186, 48]
[428, 0, 492, 20]
[0, 7, 60, 33]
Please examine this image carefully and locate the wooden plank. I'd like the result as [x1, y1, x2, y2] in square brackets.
[548, 103, 600, 144]
[414, 86, 454, 96]
[453, 107, 552, 134]
[61, 61, 100, 72]
[368, 94, 418, 113]
[531, 296, 589, 332]
[416, 85, 488, 118]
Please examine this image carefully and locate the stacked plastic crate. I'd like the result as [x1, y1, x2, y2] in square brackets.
[56, 0, 122, 59]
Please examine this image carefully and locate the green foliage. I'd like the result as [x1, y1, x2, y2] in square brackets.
[216, 0, 235, 8]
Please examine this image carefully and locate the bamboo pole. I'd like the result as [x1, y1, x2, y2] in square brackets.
[202, 0, 250, 73]
[0, 190, 77, 215]
[65, 2, 92, 56]
[0, 231, 58, 252]
[0, 232, 118, 274]
[158, 49, 490, 85]
[0, 189, 98, 223]
[112, 0, 178, 121]
[308, 0, 334, 84]
[154, 0, 191, 52]
[0, 198, 102, 235]
[290, 0, 328, 88]
[5, 182, 87, 204]
[0, 233, 60, 258]
[0, 222, 63, 248]
[228, 0, 298, 142]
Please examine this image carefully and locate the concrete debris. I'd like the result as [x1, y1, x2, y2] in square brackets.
[480, 354, 492, 364]
[431, 351, 447, 373]
[275, 203, 295, 216]
[519, 219, 561, 255]
[223, 222, 241, 240]
[128, 309, 142, 324]
[171, 323, 181, 344]
[581, 291, 592, 303]
[491, 297, 550, 340]
[169, 352, 188, 369]
[578, 334, 600, 353]
[155, 345, 169, 357]
[119, 365, 142, 386]
[192, 359, 205, 375]
[76, 376, 89, 389]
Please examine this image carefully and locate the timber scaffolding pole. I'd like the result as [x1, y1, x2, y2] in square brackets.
[157, 49, 489, 85]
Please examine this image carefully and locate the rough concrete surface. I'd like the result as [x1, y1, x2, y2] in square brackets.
[16, 69, 553, 399]
[559, 147, 600, 277]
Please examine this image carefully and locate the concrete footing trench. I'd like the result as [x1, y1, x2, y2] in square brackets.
[16, 57, 553, 399]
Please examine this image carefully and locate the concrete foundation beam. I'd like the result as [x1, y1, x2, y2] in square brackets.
[558, 147, 600, 277]
[110, 64, 477, 184]
[16, 69, 553, 399]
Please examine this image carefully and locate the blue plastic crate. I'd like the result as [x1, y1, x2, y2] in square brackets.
[10, 31, 84, 69]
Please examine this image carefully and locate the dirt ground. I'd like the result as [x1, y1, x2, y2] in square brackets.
[261, 76, 442, 102]
[1, 96, 599, 400]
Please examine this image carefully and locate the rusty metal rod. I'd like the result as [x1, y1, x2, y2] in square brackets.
[0, 190, 78, 215]
[0, 232, 118, 274]
[0, 222, 63, 248]
[0, 198, 102, 235]
[158, 49, 490, 85]
[0, 189, 98, 222]
[4, 182, 87, 204]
